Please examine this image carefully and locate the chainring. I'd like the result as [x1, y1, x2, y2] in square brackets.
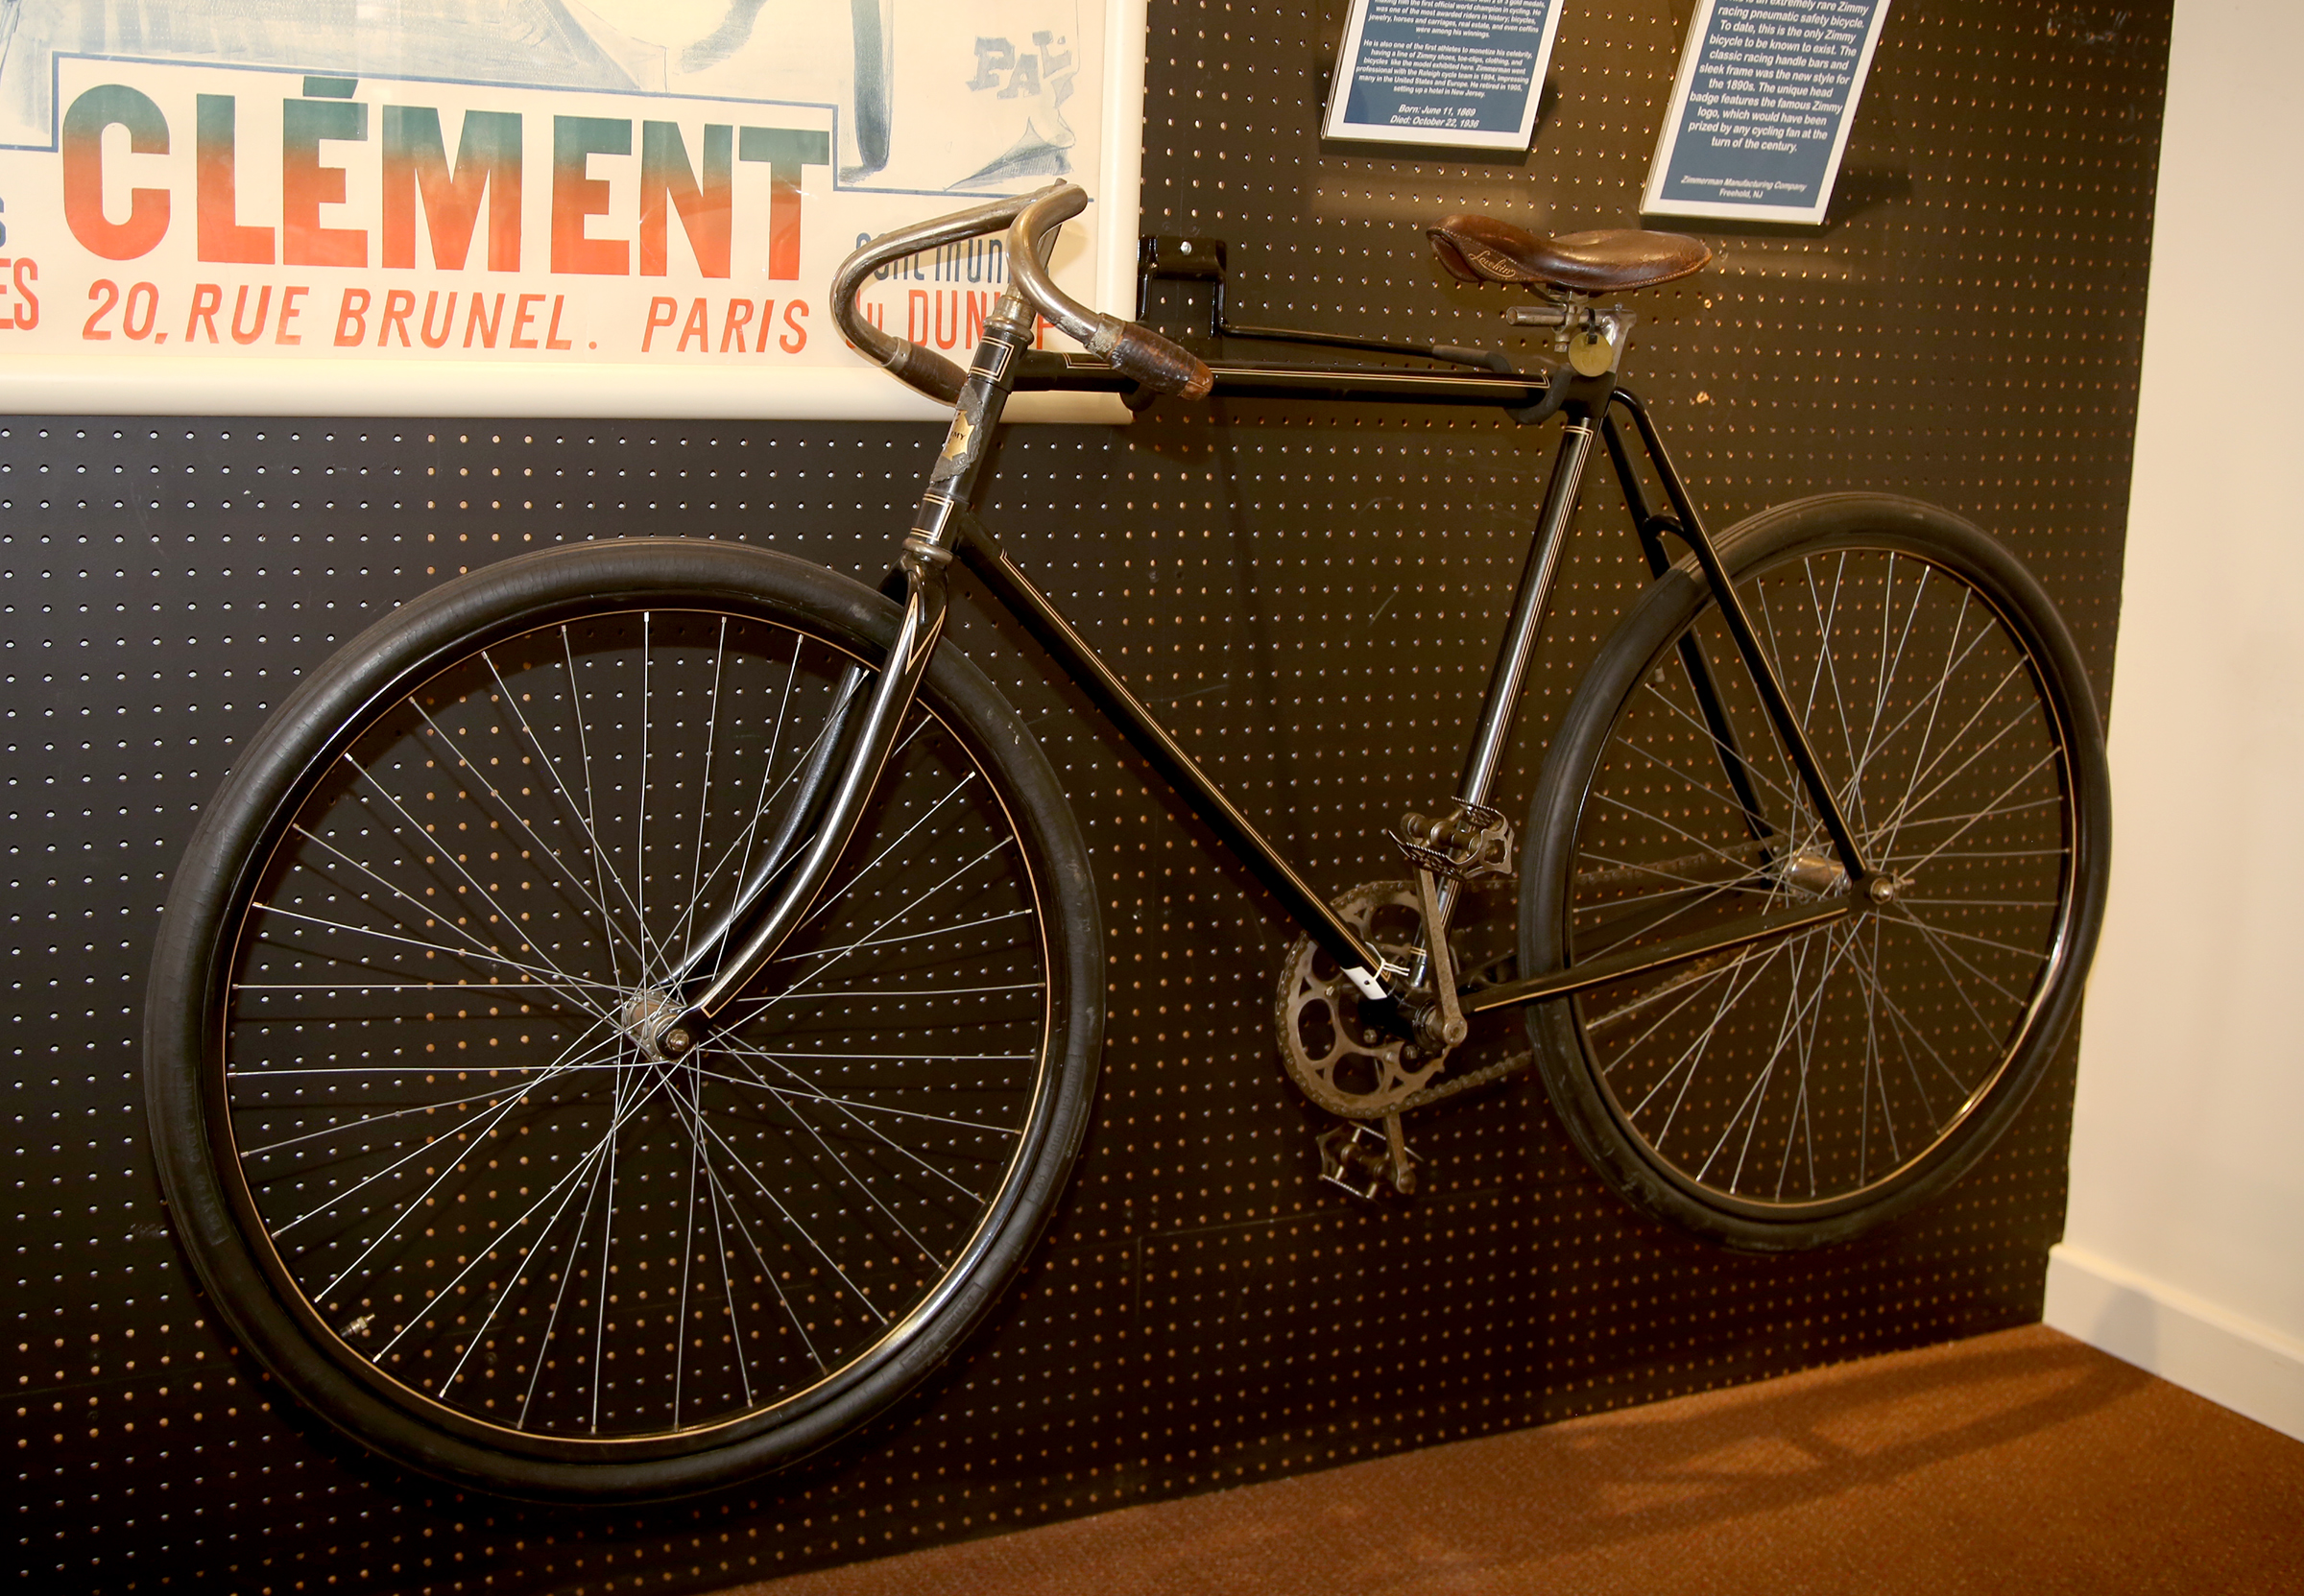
[1274, 880, 1449, 1119]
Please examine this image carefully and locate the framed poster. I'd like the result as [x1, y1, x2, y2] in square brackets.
[1321, 0, 1564, 151]
[1642, 0, 1891, 226]
[0, 1, 1147, 419]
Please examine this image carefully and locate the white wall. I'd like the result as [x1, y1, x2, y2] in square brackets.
[2045, 0, 2304, 1440]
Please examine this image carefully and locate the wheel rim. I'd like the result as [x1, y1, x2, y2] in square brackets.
[213, 604, 1057, 1456]
[1560, 542, 2080, 1219]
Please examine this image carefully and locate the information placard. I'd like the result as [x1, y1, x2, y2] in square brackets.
[1642, 0, 1891, 225]
[1322, 0, 1565, 151]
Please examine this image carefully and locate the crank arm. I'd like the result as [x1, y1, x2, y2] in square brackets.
[1459, 898, 1852, 1016]
[1411, 869, 1469, 1051]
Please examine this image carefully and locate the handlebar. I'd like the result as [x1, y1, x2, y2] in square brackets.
[1005, 188, 1214, 400]
[830, 188, 1049, 402]
[832, 182, 1213, 405]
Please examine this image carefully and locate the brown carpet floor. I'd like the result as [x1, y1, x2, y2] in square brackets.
[717, 1325, 2304, 1595]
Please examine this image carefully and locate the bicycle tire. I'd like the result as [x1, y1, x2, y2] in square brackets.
[1520, 494, 2109, 1250]
[145, 537, 1104, 1499]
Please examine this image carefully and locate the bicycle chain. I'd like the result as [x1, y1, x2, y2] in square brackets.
[1397, 1046, 1534, 1111]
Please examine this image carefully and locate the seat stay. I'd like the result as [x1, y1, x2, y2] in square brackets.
[1610, 388, 1877, 887]
[1600, 408, 1778, 855]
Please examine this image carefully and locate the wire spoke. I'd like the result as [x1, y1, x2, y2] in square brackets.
[261, 1023, 624, 1243]
[240, 903, 614, 1017]
[415, 692, 650, 975]
[714, 1035, 1003, 1203]
[1636, 674, 1805, 812]
[210, 581, 1066, 1443]
[1562, 539, 2081, 1214]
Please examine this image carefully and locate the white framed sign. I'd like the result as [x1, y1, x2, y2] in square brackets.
[1643, 0, 1891, 226]
[0, 1, 1147, 419]
[1322, 0, 1564, 151]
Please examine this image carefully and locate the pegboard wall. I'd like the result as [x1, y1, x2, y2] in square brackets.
[8, 1, 2166, 1589]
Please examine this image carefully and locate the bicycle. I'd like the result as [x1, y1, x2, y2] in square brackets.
[143, 182, 2111, 1501]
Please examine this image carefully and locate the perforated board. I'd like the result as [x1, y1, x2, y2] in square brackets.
[7, 1, 2165, 1588]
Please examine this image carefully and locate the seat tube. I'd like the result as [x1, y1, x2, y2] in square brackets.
[1455, 408, 1598, 809]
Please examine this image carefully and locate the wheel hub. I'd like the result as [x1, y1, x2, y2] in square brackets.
[1773, 849, 1909, 909]
[618, 987, 687, 1063]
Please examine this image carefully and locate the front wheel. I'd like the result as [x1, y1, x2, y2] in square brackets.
[145, 538, 1104, 1499]
[1521, 496, 2109, 1250]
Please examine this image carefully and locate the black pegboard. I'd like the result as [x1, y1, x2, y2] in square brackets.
[6, 1, 2166, 1588]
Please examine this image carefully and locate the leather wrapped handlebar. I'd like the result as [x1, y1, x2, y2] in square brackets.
[1101, 322, 1215, 399]
[831, 180, 1215, 403]
[1008, 186, 1214, 401]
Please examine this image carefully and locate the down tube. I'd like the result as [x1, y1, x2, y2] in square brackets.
[954, 523, 1390, 983]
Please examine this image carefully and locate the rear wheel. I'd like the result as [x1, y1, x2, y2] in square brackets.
[145, 539, 1103, 1498]
[1521, 495, 2109, 1249]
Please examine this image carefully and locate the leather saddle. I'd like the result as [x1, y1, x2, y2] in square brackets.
[1428, 215, 1712, 297]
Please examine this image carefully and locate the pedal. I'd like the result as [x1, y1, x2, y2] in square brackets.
[1316, 1115, 1420, 1200]
[1390, 799, 1514, 882]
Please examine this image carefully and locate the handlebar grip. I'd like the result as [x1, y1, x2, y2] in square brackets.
[1100, 322, 1214, 400]
[885, 340, 967, 404]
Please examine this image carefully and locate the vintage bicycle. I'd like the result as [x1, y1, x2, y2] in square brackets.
[144, 182, 2110, 1499]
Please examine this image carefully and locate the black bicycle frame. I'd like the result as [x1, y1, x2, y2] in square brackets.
[673, 294, 1873, 1042]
